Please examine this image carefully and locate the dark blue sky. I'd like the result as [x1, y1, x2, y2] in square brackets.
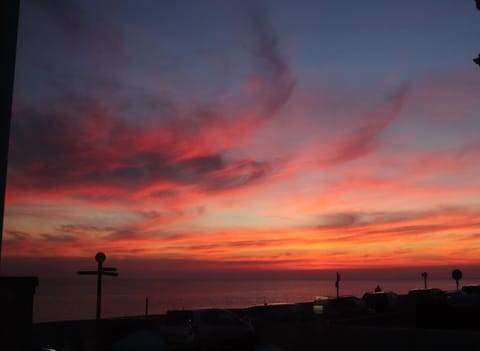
[4, 0, 480, 271]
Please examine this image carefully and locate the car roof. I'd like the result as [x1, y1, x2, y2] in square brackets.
[408, 288, 444, 294]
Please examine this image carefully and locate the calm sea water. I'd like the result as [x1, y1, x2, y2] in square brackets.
[33, 277, 480, 323]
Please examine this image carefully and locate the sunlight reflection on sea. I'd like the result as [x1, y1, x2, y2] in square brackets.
[33, 277, 480, 322]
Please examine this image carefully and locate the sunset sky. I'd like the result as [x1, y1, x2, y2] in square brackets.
[3, 0, 480, 274]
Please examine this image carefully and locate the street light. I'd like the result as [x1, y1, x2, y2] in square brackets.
[77, 252, 118, 321]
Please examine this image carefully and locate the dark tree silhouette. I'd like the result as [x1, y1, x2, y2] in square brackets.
[421, 272, 428, 289]
[452, 269, 463, 291]
[474, 54, 480, 67]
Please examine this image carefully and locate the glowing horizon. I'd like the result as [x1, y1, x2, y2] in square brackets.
[4, 0, 480, 271]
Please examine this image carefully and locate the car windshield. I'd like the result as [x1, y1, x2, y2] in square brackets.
[166, 311, 193, 325]
[200, 310, 241, 325]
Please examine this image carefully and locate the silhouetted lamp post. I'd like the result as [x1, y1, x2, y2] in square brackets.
[77, 252, 118, 321]
[452, 269, 463, 291]
[335, 272, 341, 298]
[421, 272, 428, 289]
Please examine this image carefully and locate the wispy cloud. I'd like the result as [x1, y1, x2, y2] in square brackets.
[244, 3, 296, 121]
[5, 1, 480, 271]
[323, 86, 408, 165]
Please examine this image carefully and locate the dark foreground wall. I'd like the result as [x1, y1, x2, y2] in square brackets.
[0, 0, 20, 262]
[0, 277, 39, 351]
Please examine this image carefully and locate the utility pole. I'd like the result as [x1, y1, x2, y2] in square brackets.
[335, 272, 340, 298]
[0, 0, 20, 268]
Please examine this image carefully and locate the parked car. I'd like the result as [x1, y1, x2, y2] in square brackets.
[312, 296, 329, 315]
[461, 285, 480, 295]
[160, 309, 255, 350]
[407, 288, 449, 314]
[446, 290, 480, 309]
[314, 296, 373, 318]
[407, 288, 448, 303]
[160, 310, 195, 349]
[193, 308, 255, 349]
[247, 302, 305, 326]
[446, 286, 480, 309]
[362, 291, 399, 313]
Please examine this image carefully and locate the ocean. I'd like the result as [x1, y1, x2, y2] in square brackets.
[33, 277, 480, 323]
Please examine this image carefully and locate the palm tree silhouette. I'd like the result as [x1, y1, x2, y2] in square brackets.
[421, 272, 428, 289]
[452, 269, 463, 291]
